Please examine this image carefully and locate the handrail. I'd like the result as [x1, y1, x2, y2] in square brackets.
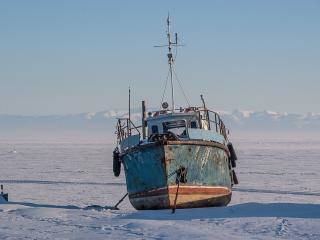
[116, 118, 141, 143]
[198, 109, 228, 141]
[115, 107, 228, 142]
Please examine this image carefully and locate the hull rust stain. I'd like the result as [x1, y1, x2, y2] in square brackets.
[122, 140, 232, 210]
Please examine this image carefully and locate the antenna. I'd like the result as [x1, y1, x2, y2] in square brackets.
[167, 14, 174, 112]
[154, 14, 185, 112]
[128, 86, 131, 135]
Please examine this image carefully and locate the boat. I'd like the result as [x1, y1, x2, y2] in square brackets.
[113, 16, 238, 210]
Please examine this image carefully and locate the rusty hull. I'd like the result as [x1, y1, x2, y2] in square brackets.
[121, 140, 232, 210]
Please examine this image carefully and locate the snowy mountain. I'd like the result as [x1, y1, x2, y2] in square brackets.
[0, 109, 319, 140]
[218, 110, 320, 132]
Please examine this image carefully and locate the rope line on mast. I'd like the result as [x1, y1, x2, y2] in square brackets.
[160, 69, 171, 107]
[172, 67, 191, 107]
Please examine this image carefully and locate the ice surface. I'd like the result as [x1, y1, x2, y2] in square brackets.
[0, 139, 319, 239]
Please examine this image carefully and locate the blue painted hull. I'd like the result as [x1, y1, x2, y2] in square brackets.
[122, 140, 232, 210]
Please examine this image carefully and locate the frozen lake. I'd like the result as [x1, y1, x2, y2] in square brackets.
[0, 138, 320, 239]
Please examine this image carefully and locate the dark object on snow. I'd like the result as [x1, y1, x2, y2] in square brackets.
[113, 147, 121, 177]
[1, 184, 8, 202]
[83, 205, 117, 211]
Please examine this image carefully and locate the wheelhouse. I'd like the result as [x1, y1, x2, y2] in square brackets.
[116, 105, 229, 152]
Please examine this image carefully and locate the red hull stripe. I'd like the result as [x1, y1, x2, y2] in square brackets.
[130, 186, 231, 198]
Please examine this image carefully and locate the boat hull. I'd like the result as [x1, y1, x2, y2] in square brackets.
[129, 185, 231, 210]
[121, 140, 232, 210]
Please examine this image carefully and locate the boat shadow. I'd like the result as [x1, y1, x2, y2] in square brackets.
[123, 202, 320, 220]
[0, 201, 118, 211]
[2, 200, 319, 219]
[0, 179, 125, 186]
[1, 201, 81, 210]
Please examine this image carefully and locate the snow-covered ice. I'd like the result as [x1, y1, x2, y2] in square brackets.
[0, 138, 319, 239]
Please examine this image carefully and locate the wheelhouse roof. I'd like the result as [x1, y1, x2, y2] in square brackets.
[146, 111, 198, 122]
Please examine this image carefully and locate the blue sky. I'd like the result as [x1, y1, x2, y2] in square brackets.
[0, 0, 319, 115]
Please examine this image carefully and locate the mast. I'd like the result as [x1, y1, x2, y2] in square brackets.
[155, 14, 182, 112]
[128, 86, 131, 135]
[166, 15, 175, 112]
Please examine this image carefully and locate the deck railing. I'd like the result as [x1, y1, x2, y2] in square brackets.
[115, 107, 228, 142]
[199, 109, 228, 140]
[116, 118, 141, 142]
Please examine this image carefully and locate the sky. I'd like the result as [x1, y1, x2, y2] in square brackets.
[0, 0, 319, 115]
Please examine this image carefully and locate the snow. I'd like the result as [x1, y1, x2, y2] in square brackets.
[0, 138, 319, 239]
[86, 112, 96, 120]
[241, 110, 254, 118]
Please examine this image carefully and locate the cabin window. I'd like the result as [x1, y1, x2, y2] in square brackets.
[190, 121, 197, 129]
[151, 125, 159, 134]
[163, 120, 187, 138]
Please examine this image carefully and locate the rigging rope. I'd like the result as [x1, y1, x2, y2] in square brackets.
[172, 67, 191, 107]
[160, 69, 171, 107]
[160, 61, 191, 108]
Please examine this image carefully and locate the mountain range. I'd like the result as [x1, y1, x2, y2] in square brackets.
[1, 109, 319, 141]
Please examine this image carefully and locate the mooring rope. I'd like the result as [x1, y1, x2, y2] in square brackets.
[172, 173, 181, 214]
[171, 166, 187, 214]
